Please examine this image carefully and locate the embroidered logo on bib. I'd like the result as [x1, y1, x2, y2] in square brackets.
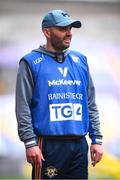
[71, 55, 80, 63]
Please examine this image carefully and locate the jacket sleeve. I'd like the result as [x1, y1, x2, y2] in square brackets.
[88, 72, 103, 144]
[15, 60, 38, 148]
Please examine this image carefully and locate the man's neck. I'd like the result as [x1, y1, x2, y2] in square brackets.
[34, 45, 69, 63]
[43, 44, 66, 53]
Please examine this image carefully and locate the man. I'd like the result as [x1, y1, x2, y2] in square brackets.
[16, 9, 103, 179]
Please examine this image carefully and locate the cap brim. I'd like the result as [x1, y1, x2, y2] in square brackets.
[71, 21, 82, 28]
[56, 20, 82, 28]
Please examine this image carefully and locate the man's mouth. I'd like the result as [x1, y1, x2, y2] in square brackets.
[64, 38, 71, 44]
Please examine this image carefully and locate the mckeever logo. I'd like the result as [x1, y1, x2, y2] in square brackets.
[48, 67, 81, 87]
[58, 67, 68, 77]
[48, 79, 81, 86]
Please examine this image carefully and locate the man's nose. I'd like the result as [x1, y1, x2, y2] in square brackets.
[66, 28, 72, 35]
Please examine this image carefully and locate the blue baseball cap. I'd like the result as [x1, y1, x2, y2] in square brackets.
[42, 9, 82, 29]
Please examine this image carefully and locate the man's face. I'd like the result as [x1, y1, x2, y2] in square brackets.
[48, 26, 72, 51]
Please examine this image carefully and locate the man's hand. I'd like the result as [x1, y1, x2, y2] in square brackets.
[90, 144, 103, 167]
[26, 146, 45, 166]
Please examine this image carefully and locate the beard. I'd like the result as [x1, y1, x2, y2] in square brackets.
[50, 33, 72, 52]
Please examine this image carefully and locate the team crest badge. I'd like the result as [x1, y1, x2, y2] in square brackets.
[45, 166, 58, 178]
[71, 55, 79, 63]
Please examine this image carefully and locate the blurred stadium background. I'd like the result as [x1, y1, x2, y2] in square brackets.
[0, 0, 120, 179]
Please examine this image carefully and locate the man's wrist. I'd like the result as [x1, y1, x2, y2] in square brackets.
[91, 136, 103, 145]
[24, 138, 38, 149]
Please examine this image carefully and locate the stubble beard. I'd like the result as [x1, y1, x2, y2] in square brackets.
[50, 34, 72, 52]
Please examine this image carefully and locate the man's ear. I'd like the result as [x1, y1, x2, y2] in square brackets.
[42, 28, 51, 38]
